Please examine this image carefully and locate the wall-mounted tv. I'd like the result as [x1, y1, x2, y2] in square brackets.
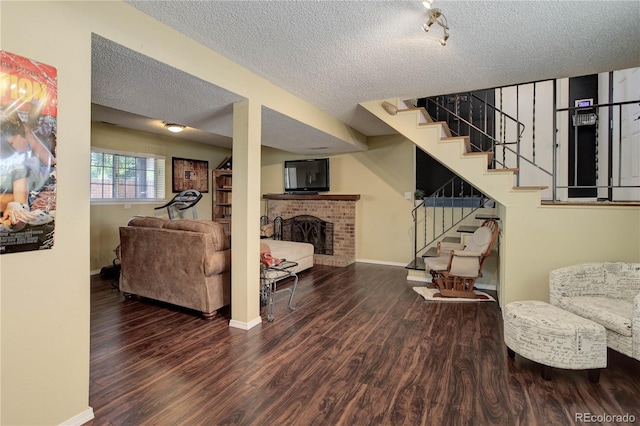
[284, 158, 330, 194]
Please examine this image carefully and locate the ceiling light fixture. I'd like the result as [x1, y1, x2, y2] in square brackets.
[164, 123, 186, 133]
[422, 1, 449, 46]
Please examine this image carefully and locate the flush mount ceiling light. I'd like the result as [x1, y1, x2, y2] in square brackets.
[164, 123, 186, 133]
[422, 1, 450, 46]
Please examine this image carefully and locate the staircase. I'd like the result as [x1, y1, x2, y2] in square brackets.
[370, 99, 547, 207]
[361, 98, 549, 301]
[408, 174, 495, 271]
[361, 94, 639, 307]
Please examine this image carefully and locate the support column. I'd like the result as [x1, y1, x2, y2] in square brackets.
[229, 100, 262, 329]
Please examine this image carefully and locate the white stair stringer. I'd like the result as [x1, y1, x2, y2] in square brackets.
[360, 98, 544, 208]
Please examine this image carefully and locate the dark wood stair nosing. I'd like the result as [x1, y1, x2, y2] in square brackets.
[487, 168, 519, 174]
[513, 186, 548, 190]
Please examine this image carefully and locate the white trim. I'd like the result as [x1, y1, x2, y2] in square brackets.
[356, 259, 407, 267]
[407, 272, 429, 283]
[90, 269, 101, 276]
[59, 407, 94, 426]
[229, 316, 262, 330]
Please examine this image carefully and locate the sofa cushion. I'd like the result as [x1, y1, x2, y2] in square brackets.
[604, 262, 640, 300]
[127, 215, 169, 228]
[162, 219, 229, 251]
[561, 295, 633, 337]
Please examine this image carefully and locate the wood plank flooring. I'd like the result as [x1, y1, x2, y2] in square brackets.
[89, 263, 640, 425]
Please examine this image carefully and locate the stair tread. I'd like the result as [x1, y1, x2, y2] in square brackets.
[464, 151, 494, 157]
[513, 185, 548, 190]
[475, 214, 500, 220]
[443, 236, 460, 243]
[405, 257, 426, 270]
[419, 121, 452, 137]
[441, 136, 472, 153]
[463, 151, 494, 166]
[457, 225, 478, 233]
[487, 168, 519, 173]
[422, 247, 439, 258]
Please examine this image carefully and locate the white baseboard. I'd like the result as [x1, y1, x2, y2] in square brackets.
[406, 273, 429, 283]
[229, 316, 262, 330]
[356, 259, 407, 267]
[60, 407, 94, 426]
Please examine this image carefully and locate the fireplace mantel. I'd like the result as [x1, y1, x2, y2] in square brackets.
[263, 193, 360, 201]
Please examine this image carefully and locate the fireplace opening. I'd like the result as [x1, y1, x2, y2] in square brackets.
[274, 215, 333, 255]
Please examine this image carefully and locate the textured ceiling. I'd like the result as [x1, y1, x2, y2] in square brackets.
[91, 0, 640, 154]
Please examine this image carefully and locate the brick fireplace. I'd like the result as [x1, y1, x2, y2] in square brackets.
[263, 194, 360, 267]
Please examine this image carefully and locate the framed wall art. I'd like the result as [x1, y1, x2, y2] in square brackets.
[172, 157, 209, 193]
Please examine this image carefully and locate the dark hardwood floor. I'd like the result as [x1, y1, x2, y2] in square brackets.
[89, 263, 640, 425]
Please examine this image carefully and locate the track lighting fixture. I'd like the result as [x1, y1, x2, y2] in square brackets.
[422, 1, 449, 46]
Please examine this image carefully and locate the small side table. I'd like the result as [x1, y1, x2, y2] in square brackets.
[260, 260, 299, 322]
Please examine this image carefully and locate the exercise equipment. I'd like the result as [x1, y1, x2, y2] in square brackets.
[155, 190, 202, 220]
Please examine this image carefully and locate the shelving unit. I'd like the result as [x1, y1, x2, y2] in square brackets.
[213, 157, 232, 236]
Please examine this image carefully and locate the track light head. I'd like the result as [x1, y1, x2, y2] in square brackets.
[421, 1, 450, 46]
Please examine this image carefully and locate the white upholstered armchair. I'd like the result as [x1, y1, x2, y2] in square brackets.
[549, 262, 640, 362]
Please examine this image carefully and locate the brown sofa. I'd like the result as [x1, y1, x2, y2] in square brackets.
[119, 215, 231, 318]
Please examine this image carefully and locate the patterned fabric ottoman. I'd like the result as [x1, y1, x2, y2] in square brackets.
[503, 300, 607, 382]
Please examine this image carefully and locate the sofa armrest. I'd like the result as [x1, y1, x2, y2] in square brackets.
[549, 263, 606, 305]
[204, 248, 231, 276]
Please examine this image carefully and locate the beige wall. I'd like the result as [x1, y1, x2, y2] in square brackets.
[90, 123, 231, 271]
[2, 2, 94, 424]
[2, 1, 639, 424]
[1, 2, 366, 423]
[498, 204, 640, 306]
[262, 134, 416, 265]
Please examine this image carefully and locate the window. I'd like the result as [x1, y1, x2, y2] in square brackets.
[91, 149, 165, 202]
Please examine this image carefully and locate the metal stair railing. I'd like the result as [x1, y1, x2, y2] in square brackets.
[412, 176, 490, 263]
[424, 91, 554, 184]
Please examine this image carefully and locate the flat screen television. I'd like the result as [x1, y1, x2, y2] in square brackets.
[284, 158, 330, 194]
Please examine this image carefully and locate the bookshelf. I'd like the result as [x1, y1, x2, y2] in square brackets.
[213, 157, 232, 236]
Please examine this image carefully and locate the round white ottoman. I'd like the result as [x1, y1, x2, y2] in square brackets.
[503, 300, 607, 382]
